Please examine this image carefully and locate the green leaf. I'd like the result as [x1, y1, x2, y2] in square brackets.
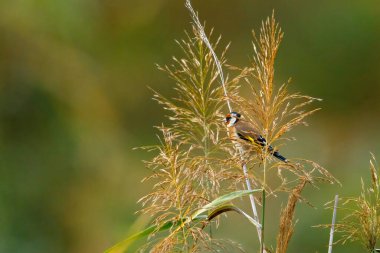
[104, 189, 261, 253]
[104, 221, 171, 253]
[104, 215, 208, 253]
[191, 189, 262, 220]
[207, 204, 261, 228]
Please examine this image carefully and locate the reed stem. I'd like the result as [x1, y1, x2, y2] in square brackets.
[328, 195, 339, 253]
[261, 188, 266, 253]
[184, 0, 262, 244]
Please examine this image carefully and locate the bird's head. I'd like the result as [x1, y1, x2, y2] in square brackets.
[224, 112, 241, 127]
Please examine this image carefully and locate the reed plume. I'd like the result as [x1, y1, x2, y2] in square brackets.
[329, 154, 380, 252]
[138, 25, 244, 252]
[230, 13, 337, 253]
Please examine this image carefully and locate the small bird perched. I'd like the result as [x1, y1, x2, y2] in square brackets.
[225, 112, 288, 163]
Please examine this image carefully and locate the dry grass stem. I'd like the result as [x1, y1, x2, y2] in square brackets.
[328, 195, 339, 253]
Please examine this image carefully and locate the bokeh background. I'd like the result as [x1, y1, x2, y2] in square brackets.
[1, 0, 380, 252]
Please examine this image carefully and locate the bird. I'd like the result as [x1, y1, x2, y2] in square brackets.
[224, 112, 288, 163]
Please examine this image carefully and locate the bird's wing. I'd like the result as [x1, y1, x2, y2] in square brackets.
[235, 121, 287, 162]
[235, 121, 263, 144]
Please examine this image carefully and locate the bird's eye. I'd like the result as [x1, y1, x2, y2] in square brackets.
[225, 117, 231, 122]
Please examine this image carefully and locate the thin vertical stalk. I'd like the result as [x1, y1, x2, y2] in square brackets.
[261, 151, 268, 253]
[328, 195, 339, 253]
[239, 147, 262, 242]
[184, 0, 231, 112]
[261, 189, 266, 253]
[184, 0, 262, 244]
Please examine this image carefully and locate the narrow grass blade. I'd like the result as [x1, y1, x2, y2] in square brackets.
[191, 189, 262, 220]
[207, 204, 262, 229]
[104, 220, 175, 253]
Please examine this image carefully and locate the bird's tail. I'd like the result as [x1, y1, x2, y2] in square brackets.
[272, 151, 288, 163]
[260, 143, 288, 163]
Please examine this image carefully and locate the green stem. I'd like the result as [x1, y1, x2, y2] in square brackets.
[261, 189, 266, 253]
[261, 135, 268, 253]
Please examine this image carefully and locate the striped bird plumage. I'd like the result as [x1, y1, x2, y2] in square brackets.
[225, 112, 288, 163]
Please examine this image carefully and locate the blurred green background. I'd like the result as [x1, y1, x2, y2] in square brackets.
[1, 0, 380, 252]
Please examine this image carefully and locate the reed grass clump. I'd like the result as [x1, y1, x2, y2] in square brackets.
[140, 13, 336, 252]
[230, 13, 337, 253]
[329, 154, 380, 252]
[106, 3, 338, 253]
[137, 24, 247, 252]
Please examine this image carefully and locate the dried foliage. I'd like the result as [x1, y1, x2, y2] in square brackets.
[138, 26, 244, 252]
[230, 13, 337, 251]
[276, 178, 307, 253]
[331, 154, 380, 252]
[152, 27, 244, 197]
[137, 10, 336, 253]
[232, 14, 322, 163]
